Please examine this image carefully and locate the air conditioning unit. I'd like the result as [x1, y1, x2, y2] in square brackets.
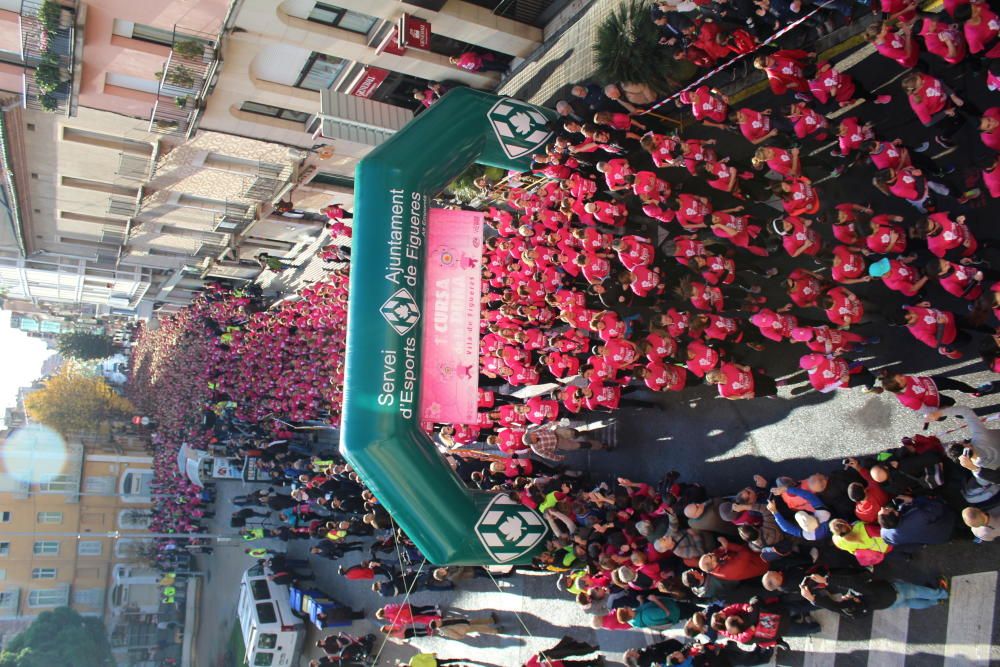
[108, 295, 131, 308]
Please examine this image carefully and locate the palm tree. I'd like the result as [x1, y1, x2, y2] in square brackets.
[593, 0, 697, 97]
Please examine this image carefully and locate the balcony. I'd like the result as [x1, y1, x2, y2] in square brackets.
[213, 201, 253, 233]
[241, 161, 292, 201]
[116, 153, 153, 182]
[148, 27, 219, 137]
[19, 0, 78, 115]
[107, 187, 143, 218]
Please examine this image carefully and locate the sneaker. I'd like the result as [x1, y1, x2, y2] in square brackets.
[794, 92, 812, 102]
[914, 141, 930, 153]
[874, 94, 892, 104]
[938, 575, 949, 592]
[974, 381, 995, 397]
[831, 165, 847, 178]
[958, 188, 982, 204]
[934, 135, 955, 149]
[764, 268, 780, 278]
[865, 336, 881, 345]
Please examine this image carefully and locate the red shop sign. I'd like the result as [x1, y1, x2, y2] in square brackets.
[376, 26, 407, 56]
[349, 66, 391, 98]
[399, 13, 431, 50]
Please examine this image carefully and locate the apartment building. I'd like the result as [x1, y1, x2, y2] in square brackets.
[0, 424, 158, 662]
[197, 0, 571, 203]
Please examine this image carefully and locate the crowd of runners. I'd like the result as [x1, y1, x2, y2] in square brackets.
[123, 0, 1000, 665]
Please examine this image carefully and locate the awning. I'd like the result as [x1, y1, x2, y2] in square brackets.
[177, 443, 208, 488]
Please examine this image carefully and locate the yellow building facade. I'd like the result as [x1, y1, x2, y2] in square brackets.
[0, 427, 155, 658]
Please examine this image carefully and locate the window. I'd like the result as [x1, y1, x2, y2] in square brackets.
[84, 476, 115, 495]
[37, 474, 78, 493]
[255, 602, 277, 624]
[78, 541, 103, 556]
[250, 580, 270, 602]
[0, 512, 8, 523]
[253, 653, 274, 667]
[28, 588, 68, 607]
[111, 20, 174, 47]
[0, 570, 6, 581]
[257, 634, 277, 649]
[240, 102, 311, 124]
[73, 588, 104, 607]
[0, 591, 17, 610]
[307, 3, 377, 34]
[31, 568, 57, 580]
[310, 172, 354, 189]
[118, 510, 151, 529]
[0, 543, 8, 557]
[294, 53, 347, 92]
[121, 470, 153, 501]
[32, 541, 59, 556]
[105, 72, 162, 96]
[37, 512, 63, 524]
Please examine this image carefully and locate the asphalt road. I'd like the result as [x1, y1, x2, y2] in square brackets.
[190, 11, 1000, 667]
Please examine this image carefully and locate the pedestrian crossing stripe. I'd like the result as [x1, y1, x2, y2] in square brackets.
[474, 493, 548, 563]
[487, 99, 552, 161]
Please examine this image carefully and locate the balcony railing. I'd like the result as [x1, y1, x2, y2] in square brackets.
[148, 26, 218, 137]
[116, 153, 153, 182]
[107, 190, 142, 218]
[20, 0, 78, 114]
[242, 162, 292, 201]
[213, 201, 253, 233]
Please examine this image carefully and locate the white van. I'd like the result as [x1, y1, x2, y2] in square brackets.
[238, 564, 304, 667]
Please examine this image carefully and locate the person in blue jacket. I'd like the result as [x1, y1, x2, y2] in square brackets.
[877, 495, 956, 547]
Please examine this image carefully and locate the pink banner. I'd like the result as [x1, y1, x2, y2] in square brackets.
[419, 208, 484, 425]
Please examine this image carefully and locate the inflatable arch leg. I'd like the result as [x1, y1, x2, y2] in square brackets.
[341, 89, 557, 565]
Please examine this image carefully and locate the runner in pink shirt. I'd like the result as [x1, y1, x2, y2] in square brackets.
[912, 212, 979, 259]
[918, 17, 968, 64]
[707, 362, 779, 399]
[868, 257, 927, 297]
[753, 50, 812, 95]
[678, 86, 730, 129]
[867, 20, 920, 68]
[926, 258, 987, 300]
[820, 286, 865, 328]
[776, 216, 822, 258]
[831, 245, 869, 285]
[897, 304, 966, 358]
[964, 1, 1000, 56]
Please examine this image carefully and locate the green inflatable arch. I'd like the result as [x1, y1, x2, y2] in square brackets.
[340, 88, 557, 565]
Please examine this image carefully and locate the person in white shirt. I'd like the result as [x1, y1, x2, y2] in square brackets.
[962, 506, 1000, 542]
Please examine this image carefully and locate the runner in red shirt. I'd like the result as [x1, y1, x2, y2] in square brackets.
[707, 362, 779, 399]
[964, 1, 1000, 56]
[596, 158, 634, 191]
[778, 177, 821, 217]
[787, 103, 829, 141]
[777, 216, 822, 258]
[624, 265, 664, 297]
[679, 86, 730, 128]
[753, 49, 812, 95]
[868, 257, 927, 297]
[790, 325, 870, 355]
[836, 117, 876, 157]
[927, 258, 987, 300]
[785, 268, 827, 308]
[673, 193, 714, 231]
[865, 214, 908, 254]
[684, 339, 721, 378]
[867, 20, 919, 68]
[710, 212, 768, 256]
[832, 203, 873, 247]
[979, 107, 1000, 151]
[897, 304, 966, 358]
[612, 235, 655, 270]
[640, 132, 679, 168]
[800, 354, 851, 393]
[749, 308, 798, 343]
[878, 373, 980, 411]
[636, 361, 689, 393]
[821, 287, 865, 328]
[752, 146, 800, 178]
[913, 212, 979, 259]
[830, 245, 869, 285]
[919, 17, 968, 65]
[808, 62, 859, 106]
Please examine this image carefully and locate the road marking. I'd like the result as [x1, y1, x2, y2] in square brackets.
[868, 606, 909, 667]
[803, 610, 840, 667]
[944, 572, 998, 666]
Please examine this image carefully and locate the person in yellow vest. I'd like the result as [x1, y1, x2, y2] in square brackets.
[829, 518, 893, 566]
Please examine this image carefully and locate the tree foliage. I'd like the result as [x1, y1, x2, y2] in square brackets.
[594, 0, 697, 93]
[0, 607, 114, 667]
[24, 365, 134, 434]
[56, 331, 118, 361]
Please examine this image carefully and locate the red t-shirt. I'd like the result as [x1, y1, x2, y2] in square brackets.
[824, 287, 864, 327]
[895, 376, 940, 411]
[717, 362, 755, 399]
[904, 306, 956, 348]
[686, 340, 720, 377]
